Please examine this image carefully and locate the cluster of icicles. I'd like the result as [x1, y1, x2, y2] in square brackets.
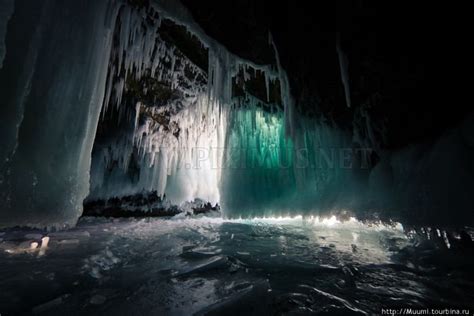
[93, 2, 295, 205]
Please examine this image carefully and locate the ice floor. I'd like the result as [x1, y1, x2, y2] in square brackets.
[1, 216, 474, 315]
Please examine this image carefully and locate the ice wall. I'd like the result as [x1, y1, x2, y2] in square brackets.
[220, 101, 362, 217]
[366, 112, 474, 225]
[0, 0, 120, 228]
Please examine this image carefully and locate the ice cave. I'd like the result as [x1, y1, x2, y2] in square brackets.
[0, 0, 473, 315]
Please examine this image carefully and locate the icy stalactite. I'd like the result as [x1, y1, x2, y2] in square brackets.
[135, 96, 228, 203]
[269, 32, 296, 139]
[151, 0, 286, 116]
[264, 71, 270, 102]
[102, 5, 209, 117]
[92, 96, 227, 204]
[91, 5, 228, 204]
[336, 33, 351, 108]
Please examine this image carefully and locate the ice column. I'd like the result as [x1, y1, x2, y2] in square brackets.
[0, 0, 121, 228]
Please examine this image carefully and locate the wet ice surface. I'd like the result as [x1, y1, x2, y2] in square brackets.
[1, 216, 474, 315]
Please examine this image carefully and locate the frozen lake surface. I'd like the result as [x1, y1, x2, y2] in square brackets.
[1, 216, 473, 315]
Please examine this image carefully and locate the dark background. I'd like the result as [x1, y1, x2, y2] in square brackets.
[181, 0, 468, 150]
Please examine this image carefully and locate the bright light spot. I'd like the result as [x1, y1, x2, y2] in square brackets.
[41, 236, 50, 248]
[349, 217, 358, 223]
[321, 215, 340, 227]
[168, 213, 404, 234]
[442, 231, 451, 249]
[39, 236, 50, 256]
[352, 232, 359, 243]
[395, 222, 404, 232]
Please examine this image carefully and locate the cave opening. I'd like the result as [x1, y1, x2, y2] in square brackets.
[82, 3, 359, 220]
[81, 3, 377, 221]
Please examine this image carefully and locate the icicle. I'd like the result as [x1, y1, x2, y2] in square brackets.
[265, 71, 270, 102]
[269, 32, 296, 140]
[336, 33, 351, 108]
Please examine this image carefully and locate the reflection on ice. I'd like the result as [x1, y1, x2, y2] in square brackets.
[0, 216, 473, 315]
